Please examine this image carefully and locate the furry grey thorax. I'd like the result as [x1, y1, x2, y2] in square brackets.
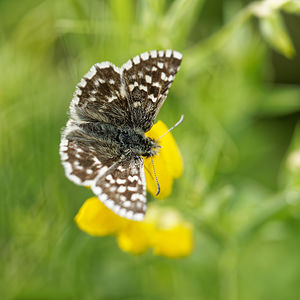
[77, 122, 160, 158]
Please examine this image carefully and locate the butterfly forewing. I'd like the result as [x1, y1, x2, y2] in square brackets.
[91, 157, 147, 221]
[121, 49, 182, 132]
[71, 62, 131, 126]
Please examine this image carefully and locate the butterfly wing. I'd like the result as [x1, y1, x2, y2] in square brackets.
[91, 156, 147, 221]
[121, 49, 182, 132]
[60, 124, 147, 221]
[60, 124, 116, 187]
[70, 61, 131, 126]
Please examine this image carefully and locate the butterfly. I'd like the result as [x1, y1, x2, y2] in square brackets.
[60, 50, 182, 221]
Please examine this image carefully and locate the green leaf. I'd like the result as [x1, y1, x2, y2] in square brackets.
[280, 122, 300, 189]
[259, 11, 295, 58]
[258, 87, 300, 116]
[282, 0, 300, 14]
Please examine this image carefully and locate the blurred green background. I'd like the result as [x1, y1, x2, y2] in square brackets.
[1, 0, 300, 299]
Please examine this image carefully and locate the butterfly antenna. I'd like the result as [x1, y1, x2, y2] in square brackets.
[155, 114, 184, 142]
[150, 154, 160, 196]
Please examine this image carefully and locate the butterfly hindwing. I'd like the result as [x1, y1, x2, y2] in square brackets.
[60, 121, 119, 186]
[91, 156, 147, 221]
[60, 137, 111, 187]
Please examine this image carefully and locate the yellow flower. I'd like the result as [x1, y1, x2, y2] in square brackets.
[145, 208, 194, 258]
[74, 120, 188, 257]
[75, 197, 194, 258]
[117, 221, 155, 255]
[147, 208, 194, 258]
[144, 120, 183, 199]
[152, 225, 194, 258]
[74, 197, 126, 236]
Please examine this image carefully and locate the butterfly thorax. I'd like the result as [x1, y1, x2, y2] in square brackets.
[79, 122, 160, 158]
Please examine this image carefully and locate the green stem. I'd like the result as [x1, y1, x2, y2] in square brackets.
[219, 242, 239, 300]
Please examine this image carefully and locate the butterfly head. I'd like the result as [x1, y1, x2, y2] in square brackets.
[141, 136, 161, 157]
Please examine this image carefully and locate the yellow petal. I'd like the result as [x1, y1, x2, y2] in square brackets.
[147, 208, 194, 258]
[74, 197, 127, 236]
[144, 152, 173, 199]
[144, 120, 183, 199]
[152, 224, 194, 258]
[117, 222, 155, 255]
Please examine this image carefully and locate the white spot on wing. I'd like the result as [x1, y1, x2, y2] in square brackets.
[113, 205, 121, 214]
[100, 193, 108, 201]
[168, 75, 174, 81]
[141, 52, 149, 60]
[96, 61, 111, 69]
[132, 213, 144, 221]
[123, 201, 131, 208]
[78, 78, 87, 88]
[157, 62, 163, 69]
[106, 176, 115, 184]
[129, 81, 139, 91]
[166, 49, 172, 57]
[128, 186, 138, 192]
[85, 66, 97, 79]
[112, 65, 120, 73]
[105, 199, 114, 209]
[173, 51, 183, 59]
[128, 175, 139, 182]
[119, 208, 127, 217]
[117, 186, 126, 193]
[131, 193, 140, 201]
[148, 94, 156, 102]
[93, 186, 102, 194]
[133, 55, 141, 64]
[106, 95, 118, 103]
[116, 178, 126, 184]
[125, 210, 134, 219]
[123, 60, 133, 70]
[139, 85, 147, 92]
[72, 95, 79, 105]
[110, 186, 117, 192]
[150, 50, 157, 58]
[75, 87, 82, 95]
[145, 75, 152, 83]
